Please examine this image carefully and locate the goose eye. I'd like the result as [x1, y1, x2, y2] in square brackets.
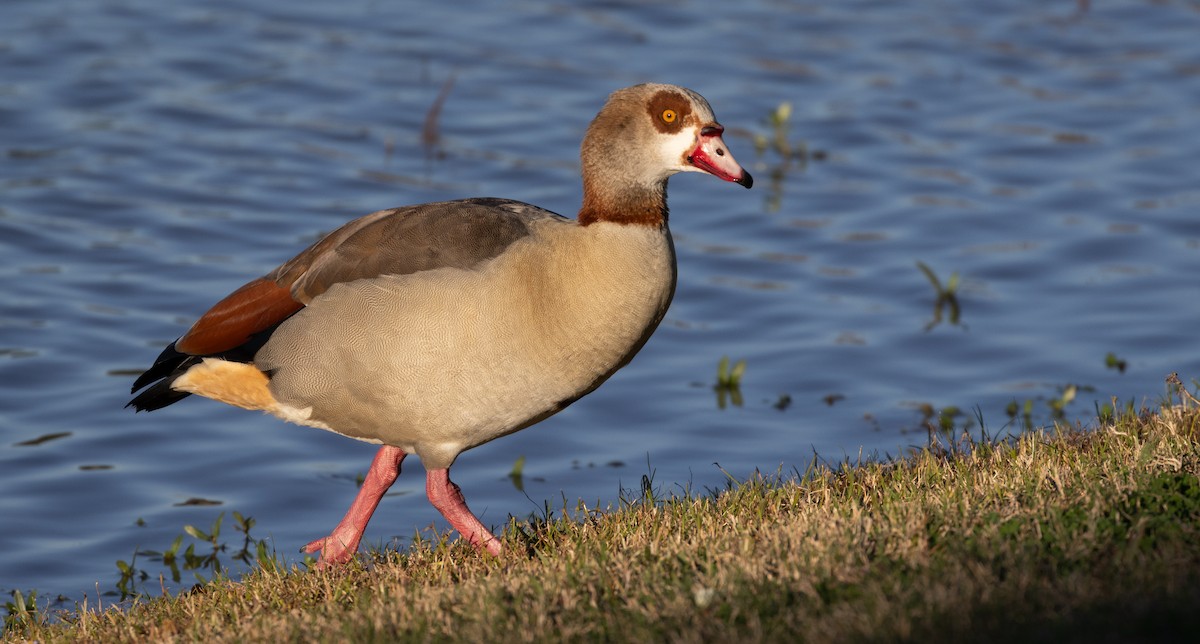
[661, 109, 677, 123]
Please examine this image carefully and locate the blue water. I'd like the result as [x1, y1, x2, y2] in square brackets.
[3, 0, 1200, 608]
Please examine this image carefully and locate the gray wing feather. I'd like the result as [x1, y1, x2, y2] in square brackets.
[268, 198, 564, 302]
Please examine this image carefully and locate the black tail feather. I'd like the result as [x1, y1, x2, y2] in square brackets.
[130, 341, 192, 393]
[128, 340, 201, 411]
[127, 377, 194, 411]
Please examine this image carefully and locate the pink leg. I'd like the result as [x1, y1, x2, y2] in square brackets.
[425, 468, 502, 556]
[303, 445, 407, 568]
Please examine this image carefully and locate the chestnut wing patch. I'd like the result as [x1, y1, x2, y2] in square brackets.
[175, 278, 304, 355]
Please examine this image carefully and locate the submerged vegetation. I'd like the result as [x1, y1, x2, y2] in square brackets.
[7, 379, 1200, 642]
[111, 512, 276, 602]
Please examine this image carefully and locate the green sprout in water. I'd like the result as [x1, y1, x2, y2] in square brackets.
[754, 101, 799, 159]
[938, 406, 964, 433]
[716, 356, 747, 387]
[916, 261, 962, 331]
[751, 101, 825, 213]
[509, 455, 526, 492]
[1049, 384, 1078, 416]
[911, 403, 987, 453]
[1006, 398, 1037, 432]
[1005, 382, 1095, 429]
[1048, 384, 1096, 419]
[714, 356, 747, 410]
[1105, 352, 1127, 373]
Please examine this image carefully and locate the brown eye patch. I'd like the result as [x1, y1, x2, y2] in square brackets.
[646, 90, 693, 134]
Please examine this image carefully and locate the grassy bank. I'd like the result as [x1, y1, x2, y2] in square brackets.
[7, 395, 1200, 642]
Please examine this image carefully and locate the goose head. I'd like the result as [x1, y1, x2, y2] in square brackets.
[579, 83, 752, 225]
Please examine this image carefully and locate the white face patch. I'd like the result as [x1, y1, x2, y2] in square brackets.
[656, 127, 701, 174]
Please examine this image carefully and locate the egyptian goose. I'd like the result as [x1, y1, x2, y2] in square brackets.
[129, 83, 752, 565]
